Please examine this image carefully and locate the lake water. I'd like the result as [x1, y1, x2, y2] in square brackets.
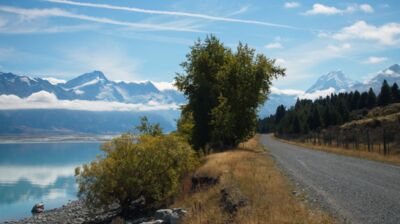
[0, 142, 103, 221]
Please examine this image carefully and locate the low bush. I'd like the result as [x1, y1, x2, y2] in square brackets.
[75, 133, 198, 216]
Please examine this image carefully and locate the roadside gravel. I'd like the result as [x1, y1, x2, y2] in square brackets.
[261, 134, 400, 224]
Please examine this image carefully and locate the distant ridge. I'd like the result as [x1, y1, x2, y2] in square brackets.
[0, 70, 184, 105]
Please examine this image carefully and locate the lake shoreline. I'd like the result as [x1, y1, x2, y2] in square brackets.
[2, 200, 120, 224]
[0, 135, 116, 144]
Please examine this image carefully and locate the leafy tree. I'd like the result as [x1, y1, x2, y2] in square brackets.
[378, 80, 392, 106]
[75, 133, 198, 216]
[176, 106, 194, 142]
[391, 82, 400, 103]
[210, 96, 235, 147]
[135, 116, 163, 136]
[175, 35, 285, 149]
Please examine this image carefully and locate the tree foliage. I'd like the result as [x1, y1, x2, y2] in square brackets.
[135, 116, 163, 136]
[75, 132, 198, 215]
[175, 35, 285, 149]
[378, 80, 392, 106]
[258, 80, 400, 136]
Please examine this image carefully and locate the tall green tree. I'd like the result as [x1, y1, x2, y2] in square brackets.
[359, 92, 369, 109]
[378, 80, 392, 106]
[175, 35, 285, 149]
[175, 36, 227, 149]
[391, 82, 400, 103]
[351, 91, 361, 110]
[275, 105, 286, 124]
[308, 106, 322, 131]
[367, 88, 377, 109]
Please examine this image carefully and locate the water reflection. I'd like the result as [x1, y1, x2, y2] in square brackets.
[0, 142, 102, 221]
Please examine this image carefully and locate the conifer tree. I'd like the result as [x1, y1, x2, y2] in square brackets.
[391, 82, 400, 103]
[367, 88, 377, 109]
[378, 80, 392, 106]
[359, 92, 369, 109]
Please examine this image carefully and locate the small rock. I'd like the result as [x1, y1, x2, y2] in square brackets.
[154, 208, 188, 224]
[140, 220, 165, 224]
[31, 203, 45, 214]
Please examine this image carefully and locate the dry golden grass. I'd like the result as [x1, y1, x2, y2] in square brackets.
[173, 135, 334, 224]
[274, 136, 400, 165]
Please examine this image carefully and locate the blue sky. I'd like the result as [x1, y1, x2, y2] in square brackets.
[0, 0, 399, 90]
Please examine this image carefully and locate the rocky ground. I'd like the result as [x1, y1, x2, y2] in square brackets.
[2, 201, 119, 224]
[2, 200, 187, 224]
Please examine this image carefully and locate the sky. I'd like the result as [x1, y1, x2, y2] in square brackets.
[0, 0, 399, 90]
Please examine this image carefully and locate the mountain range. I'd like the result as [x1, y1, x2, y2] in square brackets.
[0, 64, 399, 135]
[260, 64, 400, 116]
[0, 70, 184, 105]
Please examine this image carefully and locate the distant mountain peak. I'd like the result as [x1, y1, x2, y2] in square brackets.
[388, 64, 400, 72]
[306, 70, 357, 93]
[325, 70, 346, 78]
[62, 71, 108, 89]
[381, 64, 400, 77]
[79, 70, 107, 81]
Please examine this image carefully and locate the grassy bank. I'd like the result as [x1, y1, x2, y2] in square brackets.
[172, 135, 334, 224]
[274, 135, 400, 165]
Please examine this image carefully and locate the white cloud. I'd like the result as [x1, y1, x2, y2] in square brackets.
[363, 56, 387, 64]
[0, 91, 179, 111]
[44, 189, 68, 200]
[304, 3, 342, 15]
[271, 86, 304, 95]
[0, 165, 76, 186]
[0, 5, 202, 33]
[152, 81, 177, 91]
[332, 20, 400, 45]
[360, 4, 374, 13]
[274, 58, 286, 66]
[265, 42, 283, 49]
[298, 87, 336, 100]
[271, 86, 336, 100]
[45, 0, 301, 30]
[284, 2, 300, 9]
[42, 77, 66, 85]
[303, 3, 374, 15]
[326, 43, 351, 52]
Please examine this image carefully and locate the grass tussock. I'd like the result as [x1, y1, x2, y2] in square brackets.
[173, 135, 334, 224]
[275, 136, 400, 165]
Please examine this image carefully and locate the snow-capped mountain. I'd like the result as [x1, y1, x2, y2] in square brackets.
[306, 70, 359, 93]
[0, 72, 76, 99]
[259, 64, 400, 116]
[0, 71, 185, 105]
[351, 64, 400, 93]
[0, 71, 183, 135]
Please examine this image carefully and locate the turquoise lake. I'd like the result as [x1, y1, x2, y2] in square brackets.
[0, 142, 102, 221]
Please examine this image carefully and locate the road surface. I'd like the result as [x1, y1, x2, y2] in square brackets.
[260, 134, 400, 224]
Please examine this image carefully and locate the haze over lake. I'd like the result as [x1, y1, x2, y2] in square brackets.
[0, 142, 102, 221]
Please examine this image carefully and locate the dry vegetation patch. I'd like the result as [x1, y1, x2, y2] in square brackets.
[275, 135, 400, 165]
[173, 136, 334, 224]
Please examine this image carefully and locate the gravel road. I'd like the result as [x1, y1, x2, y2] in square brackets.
[260, 134, 400, 224]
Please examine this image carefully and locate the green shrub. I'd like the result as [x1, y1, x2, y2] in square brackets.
[75, 133, 198, 215]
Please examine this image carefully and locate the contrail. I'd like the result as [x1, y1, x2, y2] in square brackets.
[45, 0, 304, 30]
[0, 5, 202, 33]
